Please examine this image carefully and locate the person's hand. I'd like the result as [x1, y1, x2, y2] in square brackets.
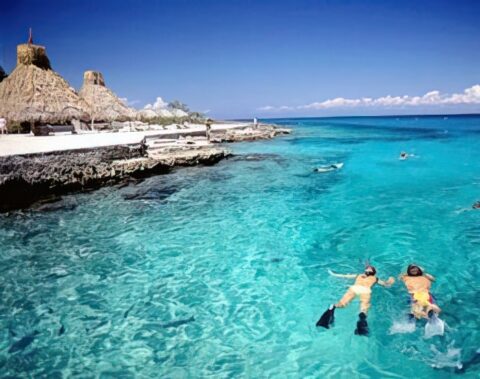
[386, 277, 395, 286]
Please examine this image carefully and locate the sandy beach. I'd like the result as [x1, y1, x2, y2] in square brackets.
[0, 122, 250, 157]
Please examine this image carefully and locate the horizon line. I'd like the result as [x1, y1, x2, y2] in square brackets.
[232, 112, 480, 121]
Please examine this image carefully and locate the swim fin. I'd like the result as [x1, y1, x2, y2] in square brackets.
[316, 305, 335, 328]
[354, 312, 369, 336]
[424, 310, 445, 338]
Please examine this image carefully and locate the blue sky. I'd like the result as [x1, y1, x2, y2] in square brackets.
[1, 0, 479, 119]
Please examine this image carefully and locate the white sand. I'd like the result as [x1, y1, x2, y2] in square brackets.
[0, 122, 249, 157]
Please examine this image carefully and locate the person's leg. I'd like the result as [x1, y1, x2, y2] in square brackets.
[336, 289, 356, 308]
[411, 302, 428, 319]
[428, 303, 442, 314]
[359, 293, 371, 314]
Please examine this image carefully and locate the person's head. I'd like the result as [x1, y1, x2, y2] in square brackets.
[400, 152, 407, 157]
[472, 201, 480, 209]
[364, 265, 376, 276]
[407, 264, 423, 277]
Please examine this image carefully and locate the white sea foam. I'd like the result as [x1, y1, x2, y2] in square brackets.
[389, 319, 416, 334]
[428, 343, 463, 370]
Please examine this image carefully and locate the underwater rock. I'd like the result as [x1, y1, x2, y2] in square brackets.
[123, 184, 177, 201]
[8, 331, 40, 354]
[34, 197, 78, 212]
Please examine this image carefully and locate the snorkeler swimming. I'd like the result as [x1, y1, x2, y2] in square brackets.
[316, 265, 395, 335]
[399, 264, 441, 319]
[399, 264, 445, 337]
[314, 162, 344, 173]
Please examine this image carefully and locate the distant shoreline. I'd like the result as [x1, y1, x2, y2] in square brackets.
[0, 123, 291, 212]
[240, 112, 480, 122]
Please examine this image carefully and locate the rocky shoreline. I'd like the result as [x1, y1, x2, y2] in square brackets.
[0, 143, 228, 212]
[0, 125, 290, 212]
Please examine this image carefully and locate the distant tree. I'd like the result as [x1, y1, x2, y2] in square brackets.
[188, 111, 205, 121]
[168, 100, 189, 112]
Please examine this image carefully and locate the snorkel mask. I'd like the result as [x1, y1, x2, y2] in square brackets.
[407, 264, 423, 277]
[365, 265, 376, 276]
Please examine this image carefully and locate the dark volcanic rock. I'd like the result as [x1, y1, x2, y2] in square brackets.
[0, 144, 145, 212]
[0, 144, 228, 212]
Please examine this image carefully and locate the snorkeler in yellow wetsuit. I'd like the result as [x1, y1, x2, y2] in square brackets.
[400, 264, 441, 319]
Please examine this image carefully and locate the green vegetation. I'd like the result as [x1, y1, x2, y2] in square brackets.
[168, 100, 190, 112]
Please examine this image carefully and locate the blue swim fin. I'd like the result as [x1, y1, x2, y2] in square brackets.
[316, 305, 335, 328]
[354, 312, 369, 336]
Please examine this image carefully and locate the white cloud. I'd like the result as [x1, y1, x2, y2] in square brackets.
[119, 97, 140, 107]
[258, 105, 276, 111]
[259, 84, 480, 112]
[144, 96, 169, 110]
[257, 105, 293, 111]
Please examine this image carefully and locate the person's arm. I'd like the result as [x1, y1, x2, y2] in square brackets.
[328, 269, 356, 279]
[378, 277, 395, 287]
[398, 273, 407, 281]
[425, 273, 435, 281]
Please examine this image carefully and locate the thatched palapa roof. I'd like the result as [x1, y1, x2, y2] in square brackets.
[0, 43, 90, 124]
[79, 71, 136, 122]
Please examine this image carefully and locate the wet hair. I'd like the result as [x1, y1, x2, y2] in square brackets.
[365, 265, 376, 276]
[407, 264, 423, 277]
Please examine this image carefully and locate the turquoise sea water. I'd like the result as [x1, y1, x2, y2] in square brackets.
[1, 115, 480, 378]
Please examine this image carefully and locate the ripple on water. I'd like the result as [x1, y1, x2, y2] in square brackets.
[1, 117, 480, 377]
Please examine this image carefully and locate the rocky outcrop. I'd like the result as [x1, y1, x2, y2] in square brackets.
[0, 144, 228, 212]
[212, 125, 291, 143]
[79, 70, 136, 122]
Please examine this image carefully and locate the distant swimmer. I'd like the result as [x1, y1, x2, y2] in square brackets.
[455, 201, 480, 214]
[314, 162, 344, 173]
[316, 265, 394, 336]
[399, 151, 409, 160]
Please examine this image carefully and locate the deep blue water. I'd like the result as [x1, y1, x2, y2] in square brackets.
[1, 115, 480, 378]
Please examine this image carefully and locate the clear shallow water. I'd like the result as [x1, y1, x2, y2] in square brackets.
[1, 115, 480, 378]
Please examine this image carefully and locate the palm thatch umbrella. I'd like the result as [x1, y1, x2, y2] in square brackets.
[79, 71, 136, 123]
[0, 43, 89, 126]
